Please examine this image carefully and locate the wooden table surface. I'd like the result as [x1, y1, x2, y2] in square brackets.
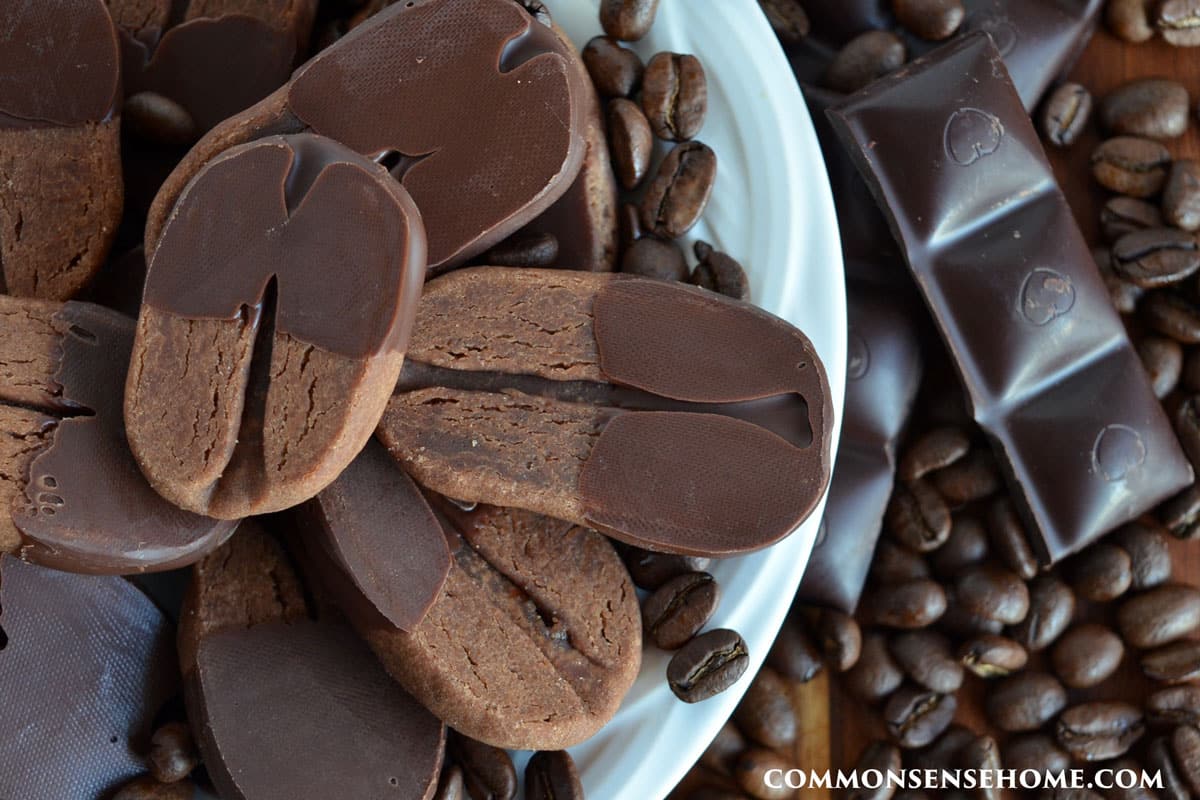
[672, 22, 1200, 800]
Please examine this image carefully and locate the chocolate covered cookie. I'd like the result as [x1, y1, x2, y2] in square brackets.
[145, 0, 589, 273]
[0, 555, 178, 800]
[299, 496, 642, 750]
[0, 0, 123, 299]
[126, 133, 426, 518]
[0, 294, 237, 573]
[179, 522, 446, 800]
[379, 268, 834, 557]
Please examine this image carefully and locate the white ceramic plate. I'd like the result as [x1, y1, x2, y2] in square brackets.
[515, 2, 848, 798]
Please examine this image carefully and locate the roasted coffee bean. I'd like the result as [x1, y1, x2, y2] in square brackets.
[889, 630, 963, 693]
[1160, 484, 1200, 540]
[1046, 790, 1104, 800]
[1066, 543, 1134, 602]
[1105, 759, 1160, 800]
[582, 37, 643, 98]
[111, 777, 194, 800]
[1172, 725, 1200, 796]
[1108, 0, 1156, 43]
[862, 579, 947, 629]
[620, 236, 688, 282]
[1159, 0, 1200, 46]
[525, 751, 582, 800]
[986, 672, 1067, 732]
[1009, 574, 1075, 652]
[1150, 686, 1200, 726]
[1143, 640, 1200, 683]
[938, 605, 1004, 638]
[767, 615, 824, 682]
[1102, 79, 1190, 139]
[958, 634, 1028, 678]
[886, 478, 951, 553]
[451, 734, 518, 800]
[955, 564, 1030, 625]
[608, 99, 653, 190]
[1003, 734, 1071, 776]
[930, 516, 989, 576]
[1179, 396, 1200, 470]
[1149, 736, 1192, 800]
[1112, 229, 1200, 288]
[599, 0, 659, 41]
[690, 242, 750, 301]
[734, 748, 794, 800]
[643, 572, 720, 650]
[759, 0, 810, 43]
[435, 766, 466, 800]
[872, 540, 933, 584]
[956, 736, 1001, 800]
[1103, 196, 1165, 242]
[621, 546, 711, 590]
[1097, 246, 1147, 314]
[148, 722, 198, 784]
[806, 607, 862, 671]
[846, 631, 905, 702]
[700, 721, 746, 777]
[733, 668, 796, 749]
[825, 31, 906, 94]
[1091, 137, 1172, 197]
[1057, 702, 1145, 762]
[851, 741, 902, 800]
[124, 91, 197, 146]
[892, 0, 964, 40]
[1145, 292, 1200, 343]
[1041, 83, 1093, 147]
[483, 231, 559, 268]
[1139, 336, 1185, 398]
[883, 685, 956, 749]
[1116, 520, 1174, 589]
[898, 427, 970, 482]
[642, 52, 707, 142]
[618, 202, 643, 252]
[639, 141, 716, 239]
[908, 726, 974, 772]
[668, 629, 750, 703]
[987, 499, 1039, 581]
[1119, 584, 1200, 648]
[1051, 624, 1125, 688]
[932, 450, 1001, 506]
[1166, 161, 1200, 231]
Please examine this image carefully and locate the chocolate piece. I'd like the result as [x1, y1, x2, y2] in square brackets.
[829, 34, 1192, 564]
[0, 0, 123, 299]
[127, 134, 426, 518]
[147, 0, 590, 274]
[380, 268, 834, 557]
[0, 296, 236, 573]
[303, 439, 451, 631]
[798, 288, 923, 611]
[299, 499, 642, 750]
[0, 556, 177, 800]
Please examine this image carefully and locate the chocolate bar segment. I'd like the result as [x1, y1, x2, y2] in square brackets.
[828, 34, 1192, 563]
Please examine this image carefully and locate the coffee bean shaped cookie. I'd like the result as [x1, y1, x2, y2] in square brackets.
[118, 0, 319, 141]
[126, 133, 426, 518]
[146, 0, 589, 273]
[0, 0, 123, 299]
[0, 556, 178, 800]
[0, 295, 237, 573]
[379, 268, 834, 557]
[179, 523, 446, 800]
[298, 496, 642, 751]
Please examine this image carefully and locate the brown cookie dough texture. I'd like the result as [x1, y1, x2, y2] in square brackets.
[179, 523, 446, 800]
[126, 134, 426, 519]
[381, 268, 835, 557]
[0, 295, 237, 573]
[0, 0, 123, 299]
[145, 0, 589, 274]
[299, 497, 642, 751]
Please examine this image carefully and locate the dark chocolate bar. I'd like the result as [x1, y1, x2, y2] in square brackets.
[828, 34, 1192, 564]
[798, 288, 923, 611]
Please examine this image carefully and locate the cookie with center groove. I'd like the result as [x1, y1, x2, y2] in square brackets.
[126, 133, 427, 518]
